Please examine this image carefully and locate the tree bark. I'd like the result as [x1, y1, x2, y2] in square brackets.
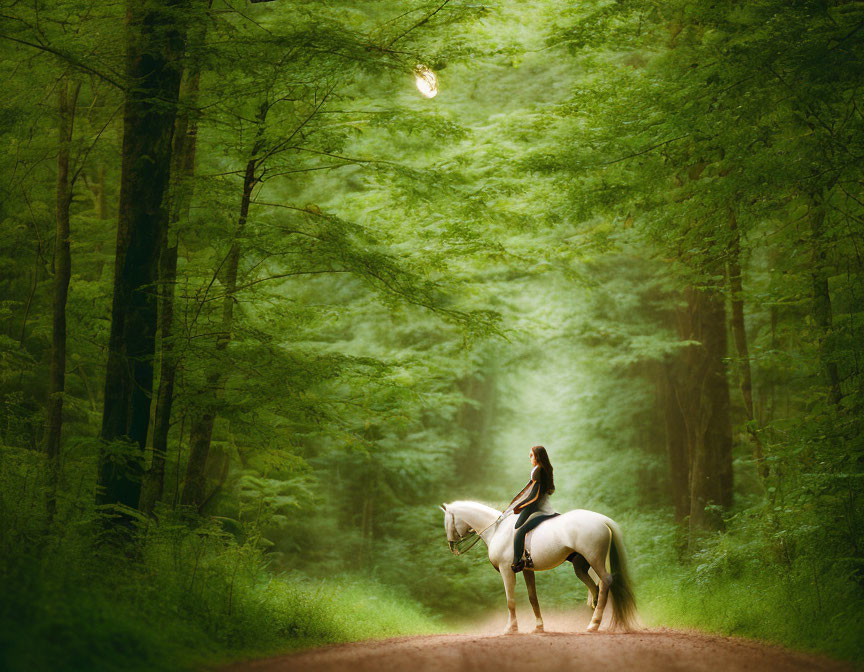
[727, 209, 766, 477]
[97, 0, 187, 515]
[138, 242, 178, 515]
[140, 60, 202, 515]
[703, 288, 733, 512]
[45, 78, 81, 519]
[673, 285, 733, 539]
[662, 359, 690, 522]
[809, 193, 842, 406]
[181, 109, 265, 509]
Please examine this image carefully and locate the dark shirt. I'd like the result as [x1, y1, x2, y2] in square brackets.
[511, 466, 550, 514]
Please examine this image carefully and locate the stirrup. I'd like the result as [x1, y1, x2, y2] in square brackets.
[511, 559, 525, 573]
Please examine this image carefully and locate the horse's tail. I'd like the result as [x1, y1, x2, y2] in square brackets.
[605, 520, 638, 632]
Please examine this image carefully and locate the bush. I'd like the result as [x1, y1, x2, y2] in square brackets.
[0, 446, 441, 672]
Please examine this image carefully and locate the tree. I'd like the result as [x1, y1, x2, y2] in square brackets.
[44, 77, 82, 517]
[726, 208, 766, 477]
[673, 285, 733, 533]
[140, 56, 203, 514]
[97, 0, 188, 514]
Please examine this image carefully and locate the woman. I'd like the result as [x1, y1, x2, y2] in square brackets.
[505, 445, 556, 573]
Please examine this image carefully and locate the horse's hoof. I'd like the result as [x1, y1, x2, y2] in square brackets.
[534, 626, 545, 634]
[504, 627, 519, 635]
[586, 623, 599, 633]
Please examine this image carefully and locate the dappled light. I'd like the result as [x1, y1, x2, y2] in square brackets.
[414, 65, 439, 98]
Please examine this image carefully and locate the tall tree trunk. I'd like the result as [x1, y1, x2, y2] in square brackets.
[138, 242, 179, 513]
[674, 285, 733, 539]
[181, 110, 265, 509]
[97, 0, 187, 515]
[704, 288, 733, 511]
[727, 209, 766, 478]
[809, 193, 842, 405]
[140, 60, 203, 515]
[455, 369, 496, 481]
[662, 359, 690, 522]
[45, 78, 81, 519]
[87, 164, 108, 220]
[91, 164, 110, 280]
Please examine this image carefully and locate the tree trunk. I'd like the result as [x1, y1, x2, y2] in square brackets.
[673, 285, 733, 538]
[662, 359, 690, 522]
[97, 0, 187, 515]
[181, 124, 263, 509]
[455, 369, 496, 482]
[727, 209, 766, 477]
[90, 164, 110, 280]
[45, 78, 81, 519]
[140, 60, 202, 515]
[703, 288, 733, 511]
[809, 194, 842, 405]
[138, 242, 178, 515]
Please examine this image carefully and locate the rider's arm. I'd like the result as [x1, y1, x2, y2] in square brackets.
[513, 478, 541, 514]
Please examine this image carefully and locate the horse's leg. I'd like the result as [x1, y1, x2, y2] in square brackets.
[502, 567, 518, 634]
[585, 549, 613, 632]
[578, 525, 615, 632]
[585, 567, 612, 632]
[523, 570, 544, 632]
[571, 554, 598, 609]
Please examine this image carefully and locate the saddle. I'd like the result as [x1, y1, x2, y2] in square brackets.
[521, 512, 560, 569]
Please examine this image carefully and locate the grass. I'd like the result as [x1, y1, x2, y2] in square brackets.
[0, 448, 444, 672]
[0, 510, 444, 672]
[635, 558, 864, 662]
[0, 554, 443, 672]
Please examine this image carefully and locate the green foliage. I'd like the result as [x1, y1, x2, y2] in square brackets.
[1, 0, 863, 668]
[0, 444, 441, 672]
[637, 518, 864, 661]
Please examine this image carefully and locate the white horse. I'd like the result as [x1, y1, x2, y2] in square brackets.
[441, 500, 637, 634]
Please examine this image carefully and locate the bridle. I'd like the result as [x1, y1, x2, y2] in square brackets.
[448, 509, 506, 555]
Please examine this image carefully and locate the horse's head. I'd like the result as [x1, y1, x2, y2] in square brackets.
[440, 502, 480, 555]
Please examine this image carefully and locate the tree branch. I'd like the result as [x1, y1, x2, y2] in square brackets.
[187, 269, 352, 302]
[0, 33, 125, 90]
[601, 133, 690, 166]
[385, 0, 451, 48]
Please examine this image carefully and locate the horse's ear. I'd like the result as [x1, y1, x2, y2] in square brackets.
[440, 503, 447, 512]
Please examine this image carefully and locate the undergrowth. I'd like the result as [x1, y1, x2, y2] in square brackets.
[0, 446, 442, 672]
[628, 511, 864, 663]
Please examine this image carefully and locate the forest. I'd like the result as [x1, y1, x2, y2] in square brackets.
[1, 0, 863, 670]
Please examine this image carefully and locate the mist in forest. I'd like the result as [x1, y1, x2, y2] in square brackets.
[1, 1, 863, 671]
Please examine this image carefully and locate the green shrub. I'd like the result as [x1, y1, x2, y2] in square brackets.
[0, 447, 441, 672]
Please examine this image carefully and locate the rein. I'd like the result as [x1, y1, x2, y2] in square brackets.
[449, 510, 506, 555]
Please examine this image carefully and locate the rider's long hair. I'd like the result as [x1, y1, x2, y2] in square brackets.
[531, 445, 555, 494]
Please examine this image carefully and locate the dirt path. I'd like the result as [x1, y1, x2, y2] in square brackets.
[223, 612, 854, 672]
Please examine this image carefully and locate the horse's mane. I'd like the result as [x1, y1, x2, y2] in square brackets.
[447, 500, 501, 515]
